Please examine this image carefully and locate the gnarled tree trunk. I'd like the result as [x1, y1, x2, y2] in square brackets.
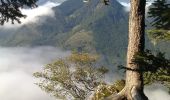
[106, 0, 148, 100]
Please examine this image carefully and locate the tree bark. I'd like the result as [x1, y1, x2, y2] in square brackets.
[105, 0, 148, 100]
[125, 0, 148, 99]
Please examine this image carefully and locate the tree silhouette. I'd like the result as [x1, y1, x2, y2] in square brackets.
[0, 0, 37, 25]
[148, 0, 170, 29]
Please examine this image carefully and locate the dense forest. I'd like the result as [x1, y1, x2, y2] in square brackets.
[0, 0, 170, 100]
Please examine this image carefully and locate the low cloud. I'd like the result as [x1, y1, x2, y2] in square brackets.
[1, 1, 60, 29]
[21, 2, 59, 23]
[145, 85, 170, 100]
[119, 2, 130, 12]
[0, 46, 70, 100]
[118, 0, 156, 12]
[0, 46, 169, 100]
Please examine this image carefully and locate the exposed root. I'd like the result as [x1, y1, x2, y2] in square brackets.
[103, 86, 148, 100]
[104, 88, 126, 100]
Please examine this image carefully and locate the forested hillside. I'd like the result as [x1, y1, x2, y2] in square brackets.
[0, 0, 128, 66]
[0, 0, 169, 66]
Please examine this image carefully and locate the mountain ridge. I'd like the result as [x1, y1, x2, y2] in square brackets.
[0, 0, 130, 66]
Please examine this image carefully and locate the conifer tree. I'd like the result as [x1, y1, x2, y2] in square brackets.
[147, 0, 170, 41]
[0, 0, 38, 25]
[106, 0, 148, 99]
[148, 0, 170, 29]
[137, 0, 170, 94]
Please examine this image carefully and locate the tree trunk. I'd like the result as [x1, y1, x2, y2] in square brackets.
[105, 0, 148, 100]
[125, 0, 147, 99]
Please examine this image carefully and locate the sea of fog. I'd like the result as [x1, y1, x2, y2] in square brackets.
[0, 46, 70, 100]
[0, 46, 169, 100]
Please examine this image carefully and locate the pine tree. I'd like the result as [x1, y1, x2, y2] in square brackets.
[132, 50, 170, 93]
[0, 0, 38, 25]
[148, 0, 170, 29]
[107, 0, 148, 99]
[147, 0, 170, 41]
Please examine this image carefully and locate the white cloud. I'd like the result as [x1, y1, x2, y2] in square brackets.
[145, 85, 170, 100]
[118, 0, 156, 12]
[119, 2, 130, 12]
[21, 1, 59, 22]
[0, 46, 169, 100]
[0, 70, 55, 100]
[1, 1, 60, 29]
[0, 46, 70, 100]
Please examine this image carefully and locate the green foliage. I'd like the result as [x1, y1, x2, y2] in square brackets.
[148, 0, 170, 29]
[0, 0, 38, 25]
[118, 50, 170, 93]
[147, 0, 170, 42]
[147, 29, 170, 43]
[143, 69, 170, 93]
[0, 0, 128, 67]
[146, 1, 170, 92]
[134, 50, 170, 93]
[134, 50, 169, 71]
[65, 30, 95, 53]
[91, 80, 125, 100]
[34, 52, 108, 100]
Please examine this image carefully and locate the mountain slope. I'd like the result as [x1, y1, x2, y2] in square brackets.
[1, 0, 169, 67]
[0, 0, 129, 66]
[56, 0, 129, 65]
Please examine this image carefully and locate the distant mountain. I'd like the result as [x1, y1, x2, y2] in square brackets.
[0, 0, 129, 66]
[37, 0, 66, 5]
[1, 0, 169, 67]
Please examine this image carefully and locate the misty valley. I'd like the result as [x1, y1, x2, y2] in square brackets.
[0, 47, 169, 100]
[0, 0, 170, 100]
[0, 46, 70, 100]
